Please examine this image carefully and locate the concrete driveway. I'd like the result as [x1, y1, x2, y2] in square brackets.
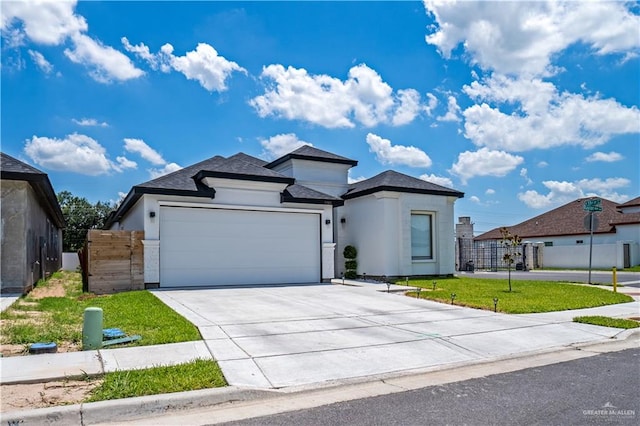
[152, 283, 638, 389]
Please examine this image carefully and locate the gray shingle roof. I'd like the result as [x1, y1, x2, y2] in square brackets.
[266, 145, 358, 169]
[109, 151, 344, 226]
[1, 152, 44, 176]
[343, 170, 464, 200]
[475, 197, 640, 241]
[618, 196, 640, 209]
[0, 152, 65, 228]
[282, 184, 344, 206]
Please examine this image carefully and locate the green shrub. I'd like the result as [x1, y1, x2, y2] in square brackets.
[344, 270, 358, 280]
[343, 245, 357, 259]
[345, 260, 358, 270]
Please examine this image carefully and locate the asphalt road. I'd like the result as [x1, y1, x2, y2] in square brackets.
[225, 348, 639, 426]
[459, 270, 640, 286]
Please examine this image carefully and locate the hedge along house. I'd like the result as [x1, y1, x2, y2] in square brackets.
[1, 153, 64, 294]
[106, 146, 463, 288]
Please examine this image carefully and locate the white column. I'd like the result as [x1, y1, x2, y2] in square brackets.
[141, 240, 160, 284]
[322, 243, 336, 280]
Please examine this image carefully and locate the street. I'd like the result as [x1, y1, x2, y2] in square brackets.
[459, 270, 640, 286]
[224, 348, 639, 426]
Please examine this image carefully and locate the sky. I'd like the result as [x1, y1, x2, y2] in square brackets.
[2, 0, 639, 235]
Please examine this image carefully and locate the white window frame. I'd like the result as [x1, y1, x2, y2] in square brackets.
[411, 212, 434, 261]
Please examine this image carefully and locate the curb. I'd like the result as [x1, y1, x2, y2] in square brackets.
[0, 386, 278, 426]
[2, 331, 638, 425]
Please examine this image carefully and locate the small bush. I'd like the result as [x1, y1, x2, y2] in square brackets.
[343, 245, 357, 259]
[344, 270, 358, 280]
[345, 260, 358, 270]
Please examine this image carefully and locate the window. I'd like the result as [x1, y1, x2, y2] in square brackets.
[411, 213, 433, 260]
[544, 241, 553, 247]
[576, 240, 584, 244]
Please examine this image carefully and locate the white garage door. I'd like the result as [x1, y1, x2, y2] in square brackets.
[159, 206, 321, 287]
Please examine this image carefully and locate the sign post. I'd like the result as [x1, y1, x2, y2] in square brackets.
[583, 198, 602, 284]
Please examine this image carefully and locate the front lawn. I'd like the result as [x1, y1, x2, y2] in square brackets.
[0, 271, 200, 351]
[398, 277, 633, 314]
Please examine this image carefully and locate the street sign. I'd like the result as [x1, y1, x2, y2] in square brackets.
[583, 198, 602, 212]
[583, 214, 599, 231]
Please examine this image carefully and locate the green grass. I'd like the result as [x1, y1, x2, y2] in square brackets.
[86, 359, 227, 402]
[623, 265, 640, 272]
[573, 316, 640, 329]
[0, 271, 200, 347]
[398, 277, 633, 314]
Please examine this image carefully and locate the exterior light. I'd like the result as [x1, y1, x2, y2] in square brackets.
[325, 219, 331, 225]
[149, 211, 156, 218]
[416, 286, 422, 299]
[432, 281, 437, 291]
[451, 293, 456, 305]
[493, 297, 499, 312]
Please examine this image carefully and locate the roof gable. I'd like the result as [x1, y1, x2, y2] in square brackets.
[475, 197, 640, 240]
[343, 170, 464, 200]
[266, 145, 358, 169]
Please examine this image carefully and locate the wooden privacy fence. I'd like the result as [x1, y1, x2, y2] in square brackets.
[80, 230, 144, 294]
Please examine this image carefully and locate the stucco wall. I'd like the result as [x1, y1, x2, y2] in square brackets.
[337, 191, 457, 277]
[1, 180, 28, 292]
[541, 241, 636, 269]
[1, 180, 62, 293]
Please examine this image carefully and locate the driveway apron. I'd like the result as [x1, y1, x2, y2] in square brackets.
[151, 284, 637, 388]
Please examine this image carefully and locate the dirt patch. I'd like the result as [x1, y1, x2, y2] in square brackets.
[1, 379, 102, 411]
[29, 277, 67, 299]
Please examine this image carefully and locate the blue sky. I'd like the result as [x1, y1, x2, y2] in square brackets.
[2, 1, 639, 235]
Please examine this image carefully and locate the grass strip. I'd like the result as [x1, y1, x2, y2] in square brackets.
[573, 316, 640, 329]
[86, 359, 227, 402]
[398, 277, 633, 314]
[0, 271, 200, 347]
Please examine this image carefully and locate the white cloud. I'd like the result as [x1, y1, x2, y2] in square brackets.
[462, 75, 640, 151]
[518, 177, 631, 208]
[485, 188, 496, 195]
[28, 50, 53, 74]
[64, 33, 144, 83]
[366, 133, 432, 168]
[24, 133, 115, 175]
[437, 96, 462, 122]
[538, 161, 549, 168]
[424, 93, 438, 116]
[1, 0, 87, 45]
[121, 37, 158, 68]
[160, 43, 245, 92]
[72, 118, 108, 127]
[2, 1, 143, 83]
[348, 172, 367, 184]
[123, 138, 166, 166]
[149, 163, 182, 179]
[260, 133, 312, 160]
[469, 195, 481, 204]
[450, 148, 524, 184]
[392, 89, 422, 126]
[419, 173, 453, 188]
[424, 0, 640, 76]
[585, 151, 624, 163]
[114, 156, 137, 171]
[250, 63, 426, 128]
[520, 168, 533, 186]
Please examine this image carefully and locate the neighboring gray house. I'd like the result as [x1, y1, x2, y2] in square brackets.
[106, 146, 464, 288]
[1, 153, 65, 294]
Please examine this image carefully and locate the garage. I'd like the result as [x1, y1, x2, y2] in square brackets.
[159, 206, 321, 287]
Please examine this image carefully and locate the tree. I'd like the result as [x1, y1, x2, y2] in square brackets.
[500, 227, 522, 292]
[57, 191, 115, 251]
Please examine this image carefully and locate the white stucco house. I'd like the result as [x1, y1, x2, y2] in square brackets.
[106, 146, 464, 288]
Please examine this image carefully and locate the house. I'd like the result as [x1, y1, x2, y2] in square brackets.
[106, 146, 463, 288]
[1, 153, 65, 294]
[474, 197, 640, 270]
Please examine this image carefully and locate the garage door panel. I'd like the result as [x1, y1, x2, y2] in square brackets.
[160, 207, 320, 287]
